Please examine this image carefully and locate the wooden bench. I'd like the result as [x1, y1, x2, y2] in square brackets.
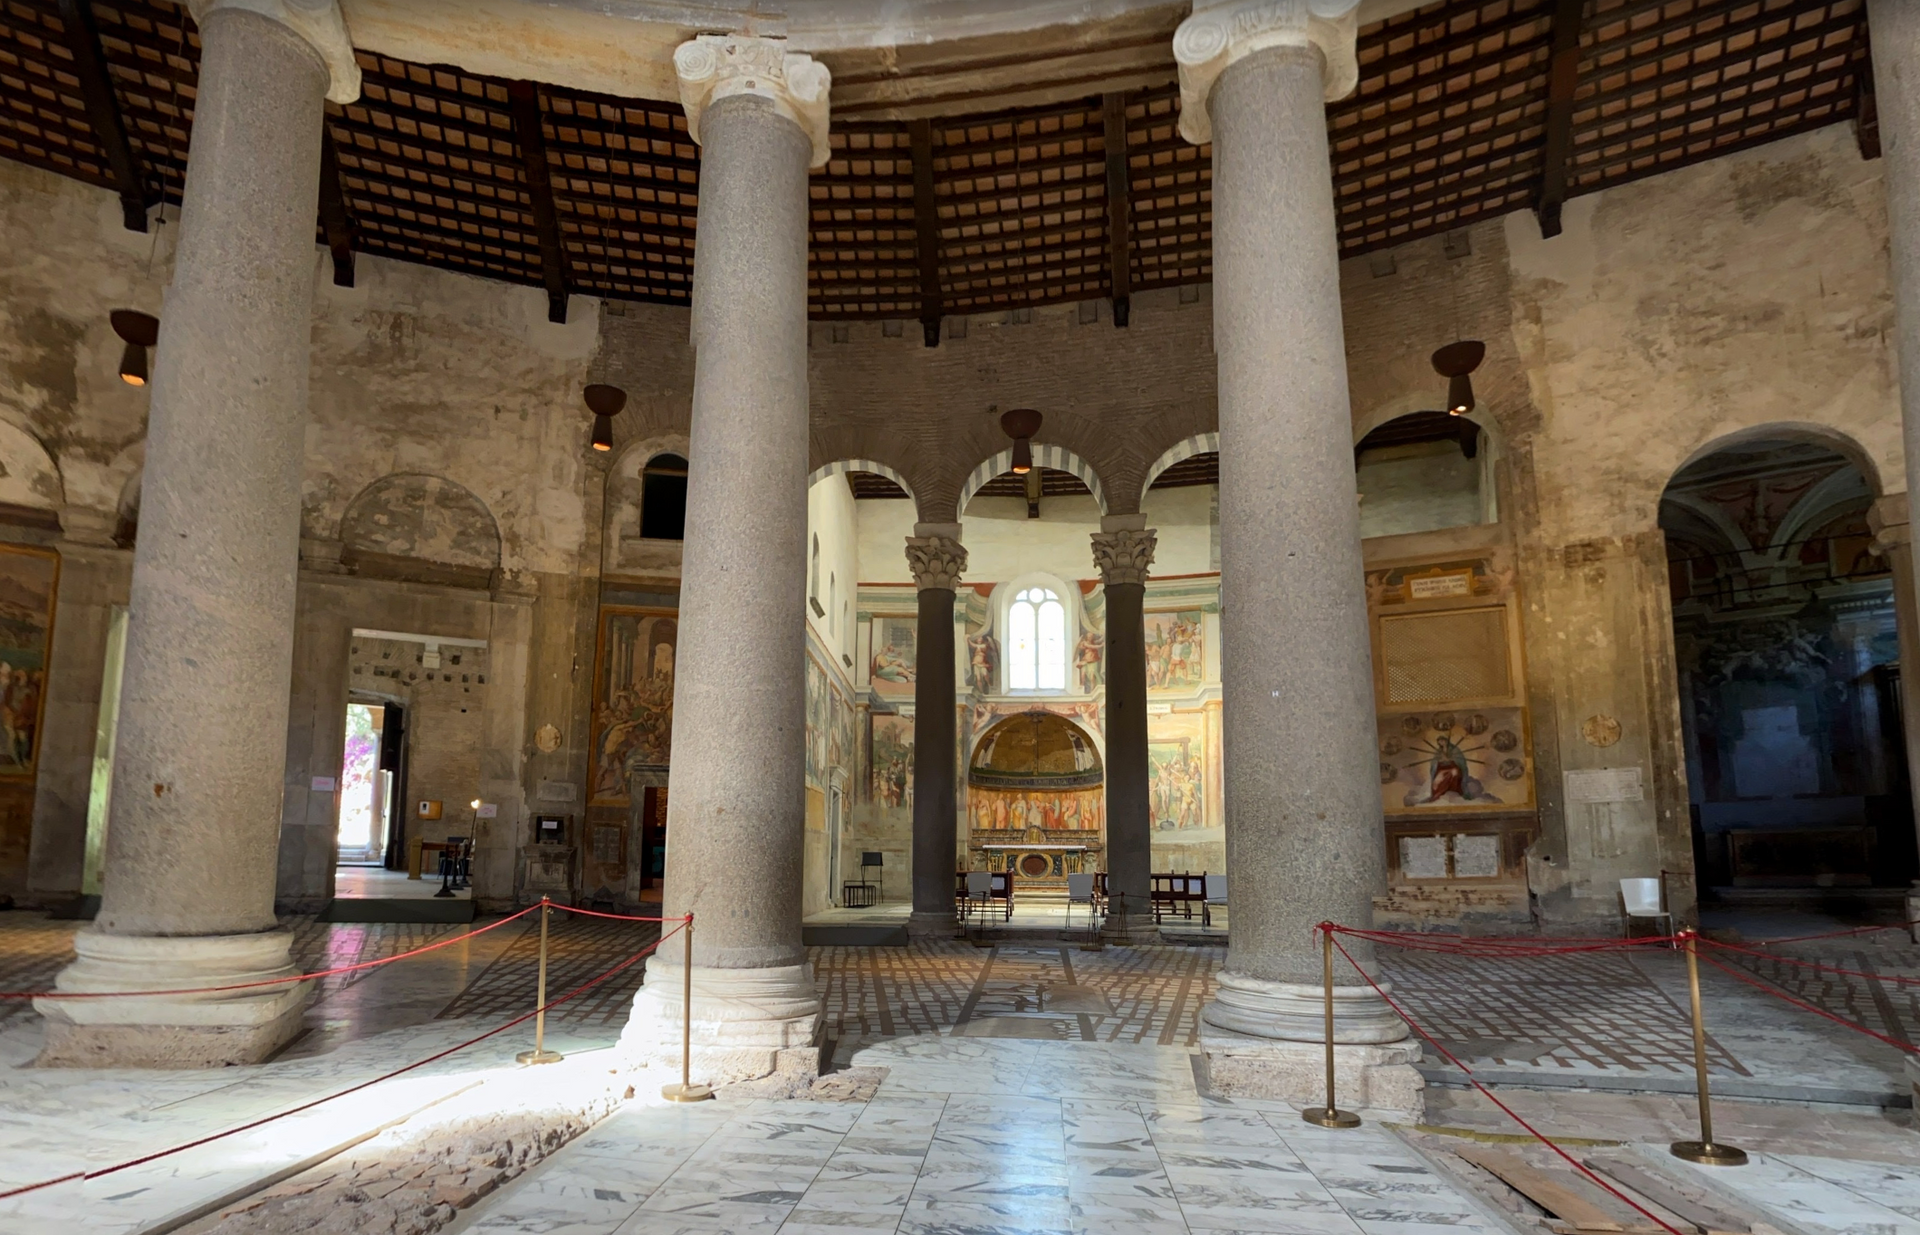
[1150, 872, 1207, 923]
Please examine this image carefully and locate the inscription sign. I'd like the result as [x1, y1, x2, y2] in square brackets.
[1408, 572, 1473, 600]
[1564, 766, 1644, 804]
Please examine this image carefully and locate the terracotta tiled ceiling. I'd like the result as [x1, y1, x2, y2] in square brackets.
[0, 0, 1872, 322]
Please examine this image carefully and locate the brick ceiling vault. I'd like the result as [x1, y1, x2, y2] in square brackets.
[0, 0, 1873, 323]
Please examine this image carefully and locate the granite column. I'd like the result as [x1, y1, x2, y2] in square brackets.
[906, 527, 966, 937]
[36, 0, 360, 1068]
[1175, 0, 1418, 1110]
[1092, 518, 1155, 931]
[620, 35, 831, 1086]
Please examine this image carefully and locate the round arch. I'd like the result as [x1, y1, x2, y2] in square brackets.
[956, 443, 1108, 521]
[1141, 432, 1218, 494]
[809, 457, 916, 503]
[1668, 421, 1884, 501]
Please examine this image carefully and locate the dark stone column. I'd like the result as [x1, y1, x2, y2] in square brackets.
[906, 527, 966, 937]
[1092, 520, 1155, 931]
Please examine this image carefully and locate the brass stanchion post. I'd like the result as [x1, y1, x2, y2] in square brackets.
[517, 896, 563, 1065]
[662, 913, 712, 1102]
[1302, 924, 1360, 1129]
[1670, 930, 1745, 1165]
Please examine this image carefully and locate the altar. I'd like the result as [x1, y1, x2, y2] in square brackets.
[978, 842, 1096, 880]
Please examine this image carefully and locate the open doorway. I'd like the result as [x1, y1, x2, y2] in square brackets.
[337, 700, 392, 866]
[330, 695, 438, 904]
[1660, 435, 1915, 905]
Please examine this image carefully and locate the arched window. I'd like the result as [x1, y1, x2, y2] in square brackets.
[640, 454, 688, 540]
[1008, 586, 1067, 691]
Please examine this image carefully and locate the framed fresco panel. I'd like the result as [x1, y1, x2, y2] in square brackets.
[0, 544, 58, 777]
[1143, 610, 1204, 691]
[590, 606, 677, 805]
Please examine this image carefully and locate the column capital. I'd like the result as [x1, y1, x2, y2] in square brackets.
[1173, 0, 1360, 144]
[1092, 527, 1157, 587]
[186, 0, 360, 103]
[905, 534, 967, 592]
[674, 34, 832, 169]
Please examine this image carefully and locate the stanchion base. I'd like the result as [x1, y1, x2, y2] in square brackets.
[661, 1082, 714, 1103]
[1302, 1106, 1362, 1129]
[516, 1049, 564, 1065]
[1670, 1141, 1748, 1166]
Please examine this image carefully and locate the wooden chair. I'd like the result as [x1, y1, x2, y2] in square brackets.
[1150, 872, 1205, 923]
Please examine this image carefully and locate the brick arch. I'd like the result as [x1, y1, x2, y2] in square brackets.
[955, 444, 1108, 522]
[808, 458, 916, 503]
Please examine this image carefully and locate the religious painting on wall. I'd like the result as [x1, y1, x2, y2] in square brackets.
[1378, 706, 1532, 814]
[969, 786, 1104, 834]
[869, 616, 916, 700]
[0, 544, 57, 777]
[1148, 740, 1206, 831]
[870, 713, 913, 810]
[589, 607, 676, 805]
[1143, 610, 1204, 690]
[805, 654, 827, 788]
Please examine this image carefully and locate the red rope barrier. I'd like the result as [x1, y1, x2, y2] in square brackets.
[0, 904, 543, 1002]
[1692, 947, 1920, 1056]
[0, 920, 685, 1202]
[549, 903, 676, 923]
[1742, 919, 1917, 946]
[1700, 937, 1920, 987]
[1327, 925, 1680, 959]
[1322, 930, 1687, 1235]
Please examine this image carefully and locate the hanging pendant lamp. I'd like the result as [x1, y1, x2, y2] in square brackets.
[584, 383, 627, 452]
[1430, 340, 1486, 417]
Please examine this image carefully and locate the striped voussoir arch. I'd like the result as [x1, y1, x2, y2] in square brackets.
[955, 444, 1108, 520]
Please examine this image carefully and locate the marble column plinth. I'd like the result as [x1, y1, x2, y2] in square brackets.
[1200, 1025, 1425, 1119]
[40, 4, 344, 1066]
[35, 931, 307, 1067]
[619, 957, 827, 1086]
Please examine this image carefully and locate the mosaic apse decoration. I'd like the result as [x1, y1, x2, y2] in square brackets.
[1378, 706, 1532, 814]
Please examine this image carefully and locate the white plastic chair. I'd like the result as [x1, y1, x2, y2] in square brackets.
[1066, 872, 1096, 932]
[1203, 874, 1227, 929]
[965, 871, 993, 923]
[1620, 876, 1674, 943]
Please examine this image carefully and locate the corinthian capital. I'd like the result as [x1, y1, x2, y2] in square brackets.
[1091, 528, 1157, 587]
[1173, 0, 1361, 144]
[905, 535, 967, 592]
[187, 0, 360, 103]
[674, 34, 833, 169]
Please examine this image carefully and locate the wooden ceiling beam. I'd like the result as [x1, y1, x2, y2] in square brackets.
[909, 117, 942, 347]
[507, 79, 571, 324]
[1534, 0, 1588, 238]
[1102, 92, 1134, 327]
[56, 0, 151, 232]
[318, 129, 356, 287]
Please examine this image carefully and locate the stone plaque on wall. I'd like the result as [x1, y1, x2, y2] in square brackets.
[1564, 767, 1644, 804]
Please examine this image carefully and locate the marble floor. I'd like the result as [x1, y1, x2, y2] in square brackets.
[335, 864, 471, 900]
[1, 908, 1917, 1233]
[453, 1035, 1516, 1235]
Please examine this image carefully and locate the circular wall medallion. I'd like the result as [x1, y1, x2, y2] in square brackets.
[1432, 713, 1457, 732]
[1498, 757, 1526, 781]
[1380, 736, 1402, 756]
[1464, 713, 1490, 735]
[1401, 715, 1425, 736]
[1490, 729, 1519, 752]
[1581, 714, 1623, 748]
[534, 723, 562, 753]
[1018, 853, 1051, 877]
[1379, 761, 1398, 784]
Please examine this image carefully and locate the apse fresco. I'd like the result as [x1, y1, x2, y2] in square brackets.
[0, 544, 56, 776]
[870, 713, 913, 809]
[869, 616, 916, 700]
[969, 786, 1104, 833]
[590, 607, 677, 804]
[1143, 610, 1204, 689]
[1378, 706, 1532, 813]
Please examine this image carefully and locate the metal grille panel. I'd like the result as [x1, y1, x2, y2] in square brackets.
[1380, 607, 1511, 703]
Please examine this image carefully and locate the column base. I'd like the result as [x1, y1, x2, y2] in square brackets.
[1101, 910, 1159, 943]
[619, 958, 825, 1088]
[1201, 969, 1409, 1043]
[34, 928, 309, 1068]
[907, 910, 958, 939]
[1198, 1023, 1426, 1120]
